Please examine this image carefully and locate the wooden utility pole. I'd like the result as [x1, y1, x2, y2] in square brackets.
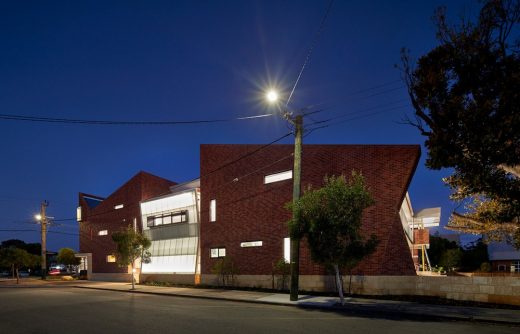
[289, 115, 303, 301]
[40, 201, 49, 280]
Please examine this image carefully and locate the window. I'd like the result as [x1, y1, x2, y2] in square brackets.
[98, 230, 108, 236]
[210, 199, 216, 222]
[114, 204, 124, 210]
[106, 255, 116, 263]
[210, 247, 226, 258]
[264, 170, 292, 184]
[284, 237, 291, 263]
[240, 241, 263, 248]
[146, 211, 189, 228]
[76, 206, 82, 222]
[512, 261, 520, 273]
[498, 265, 506, 271]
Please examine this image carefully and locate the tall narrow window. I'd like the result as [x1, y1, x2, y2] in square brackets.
[210, 199, 216, 222]
[284, 237, 291, 263]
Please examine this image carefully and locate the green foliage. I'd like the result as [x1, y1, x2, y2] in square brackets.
[1, 239, 41, 256]
[439, 248, 463, 272]
[480, 262, 492, 272]
[111, 226, 152, 268]
[57, 248, 81, 267]
[460, 238, 489, 271]
[289, 173, 378, 268]
[0, 247, 39, 283]
[211, 256, 239, 287]
[428, 234, 460, 266]
[272, 258, 290, 291]
[401, 0, 520, 244]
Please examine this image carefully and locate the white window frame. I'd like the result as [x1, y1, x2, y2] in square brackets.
[512, 261, 520, 273]
[210, 247, 226, 258]
[210, 199, 216, 222]
[264, 170, 292, 184]
[240, 241, 263, 248]
[98, 230, 108, 236]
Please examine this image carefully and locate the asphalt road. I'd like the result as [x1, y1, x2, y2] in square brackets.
[0, 287, 517, 334]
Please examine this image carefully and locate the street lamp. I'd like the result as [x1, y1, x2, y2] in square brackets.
[265, 89, 303, 302]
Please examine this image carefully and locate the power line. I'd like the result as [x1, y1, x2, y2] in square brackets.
[0, 112, 273, 126]
[286, 0, 335, 106]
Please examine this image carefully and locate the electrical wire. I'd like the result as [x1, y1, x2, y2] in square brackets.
[286, 0, 335, 107]
[0, 112, 273, 126]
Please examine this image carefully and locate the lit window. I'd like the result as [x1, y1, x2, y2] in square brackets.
[114, 204, 124, 210]
[76, 207, 82, 222]
[106, 255, 116, 263]
[512, 261, 520, 273]
[240, 241, 263, 248]
[264, 170, 292, 184]
[146, 211, 188, 228]
[210, 247, 226, 258]
[210, 199, 216, 222]
[284, 237, 291, 263]
[98, 230, 108, 236]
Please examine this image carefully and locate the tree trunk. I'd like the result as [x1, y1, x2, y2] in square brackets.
[15, 267, 19, 285]
[333, 264, 344, 306]
[131, 262, 135, 290]
[348, 269, 353, 295]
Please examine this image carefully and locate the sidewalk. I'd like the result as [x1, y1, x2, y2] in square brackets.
[72, 281, 520, 325]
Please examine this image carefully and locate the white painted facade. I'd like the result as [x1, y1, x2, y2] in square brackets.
[140, 180, 200, 275]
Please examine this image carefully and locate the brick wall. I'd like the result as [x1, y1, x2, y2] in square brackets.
[413, 229, 430, 245]
[200, 144, 420, 276]
[79, 171, 176, 273]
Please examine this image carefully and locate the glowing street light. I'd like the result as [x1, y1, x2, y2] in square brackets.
[266, 90, 279, 103]
[34, 214, 42, 221]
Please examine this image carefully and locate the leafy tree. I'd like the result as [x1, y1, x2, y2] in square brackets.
[57, 248, 81, 272]
[289, 173, 378, 305]
[428, 234, 460, 266]
[111, 226, 152, 290]
[439, 248, 463, 272]
[401, 0, 520, 245]
[460, 238, 489, 271]
[211, 256, 239, 287]
[0, 247, 39, 284]
[272, 258, 290, 291]
[1, 239, 41, 256]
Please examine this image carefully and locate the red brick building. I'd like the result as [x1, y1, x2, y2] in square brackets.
[77, 171, 176, 280]
[199, 144, 432, 287]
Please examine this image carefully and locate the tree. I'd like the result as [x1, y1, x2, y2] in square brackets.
[57, 248, 81, 273]
[0, 247, 39, 284]
[111, 226, 152, 290]
[289, 173, 378, 305]
[428, 234, 460, 267]
[439, 248, 463, 273]
[401, 0, 520, 245]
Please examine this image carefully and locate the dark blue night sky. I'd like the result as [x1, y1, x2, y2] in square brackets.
[0, 0, 478, 251]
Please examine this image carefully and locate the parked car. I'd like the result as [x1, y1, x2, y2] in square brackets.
[18, 271, 29, 277]
[1, 270, 11, 277]
[49, 269, 61, 276]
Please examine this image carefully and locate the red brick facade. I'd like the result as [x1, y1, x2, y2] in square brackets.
[200, 144, 420, 276]
[79, 171, 176, 273]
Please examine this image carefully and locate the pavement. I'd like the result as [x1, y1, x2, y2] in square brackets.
[2, 277, 520, 325]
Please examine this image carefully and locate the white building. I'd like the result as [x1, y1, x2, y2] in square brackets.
[139, 179, 201, 284]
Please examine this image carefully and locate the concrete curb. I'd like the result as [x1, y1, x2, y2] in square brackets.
[73, 285, 520, 326]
